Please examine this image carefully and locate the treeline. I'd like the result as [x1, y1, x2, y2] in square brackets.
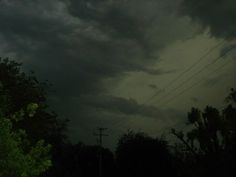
[0, 58, 235, 177]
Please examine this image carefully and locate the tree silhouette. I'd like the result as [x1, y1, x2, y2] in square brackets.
[116, 131, 176, 177]
[172, 89, 236, 177]
[0, 58, 67, 146]
[49, 143, 115, 177]
[0, 58, 68, 146]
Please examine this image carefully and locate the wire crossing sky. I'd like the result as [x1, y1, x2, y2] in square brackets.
[153, 45, 236, 106]
[144, 39, 226, 104]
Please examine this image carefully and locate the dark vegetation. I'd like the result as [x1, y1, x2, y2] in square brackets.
[0, 58, 235, 177]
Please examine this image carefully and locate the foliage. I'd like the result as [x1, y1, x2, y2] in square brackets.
[0, 57, 67, 177]
[0, 103, 51, 177]
[0, 57, 68, 146]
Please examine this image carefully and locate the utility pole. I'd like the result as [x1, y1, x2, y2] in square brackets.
[94, 128, 108, 177]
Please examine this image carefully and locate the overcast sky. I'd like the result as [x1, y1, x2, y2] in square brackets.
[0, 0, 236, 149]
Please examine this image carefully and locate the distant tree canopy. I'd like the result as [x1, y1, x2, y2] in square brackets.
[172, 88, 236, 177]
[116, 131, 176, 177]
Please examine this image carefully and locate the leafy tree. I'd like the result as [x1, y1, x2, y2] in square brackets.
[0, 57, 67, 146]
[116, 131, 176, 177]
[0, 58, 68, 176]
[0, 101, 51, 177]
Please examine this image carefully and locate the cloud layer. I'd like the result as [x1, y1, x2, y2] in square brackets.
[0, 0, 200, 145]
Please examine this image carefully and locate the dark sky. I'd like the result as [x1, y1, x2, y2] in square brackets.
[0, 0, 236, 148]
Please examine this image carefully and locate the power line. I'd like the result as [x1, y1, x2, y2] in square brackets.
[153, 45, 236, 106]
[157, 53, 235, 108]
[94, 128, 108, 177]
[94, 127, 108, 146]
[145, 40, 226, 104]
[146, 30, 236, 105]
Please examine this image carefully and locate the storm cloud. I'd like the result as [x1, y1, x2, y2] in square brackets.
[0, 0, 201, 145]
[180, 0, 236, 39]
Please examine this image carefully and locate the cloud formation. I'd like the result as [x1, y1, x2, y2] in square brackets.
[180, 0, 236, 39]
[0, 0, 198, 144]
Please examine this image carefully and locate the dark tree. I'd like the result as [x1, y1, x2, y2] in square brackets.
[116, 131, 176, 177]
[172, 89, 236, 177]
[0, 58, 68, 176]
[50, 143, 115, 177]
[0, 58, 67, 145]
